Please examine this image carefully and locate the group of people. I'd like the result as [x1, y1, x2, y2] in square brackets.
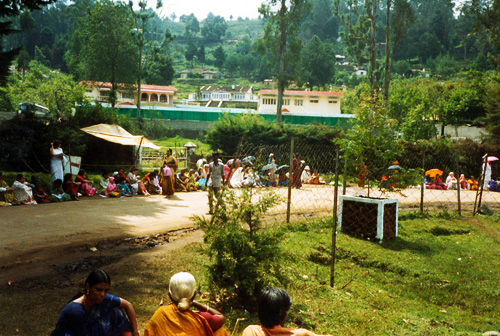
[52, 269, 331, 336]
[425, 172, 479, 191]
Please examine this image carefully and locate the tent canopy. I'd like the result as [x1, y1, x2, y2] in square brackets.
[80, 124, 162, 150]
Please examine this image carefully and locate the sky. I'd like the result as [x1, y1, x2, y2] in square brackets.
[150, 0, 264, 20]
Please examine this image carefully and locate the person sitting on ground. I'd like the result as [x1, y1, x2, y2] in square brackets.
[309, 171, 326, 185]
[117, 168, 127, 182]
[446, 172, 458, 190]
[0, 172, 19, 205]
[142, 171, 161, 194]
[97, 172, 110, 195]
[489, 177, 500, 192]
[30, 175, 52, 203]
[174, 170, 190, 192]
[49, 179, 72, 202]
[188, 169, 199, 191]
[127, 167, 150, 196]
[427, 174, 447, 190]
[105, 176, 120, 197]
[76, 169, 96, 196]
[459, 174, 468, 190]
[63, 173, 81, 201]
[468, 176, 479, 190]
[52, 269, 139, 336]
[12, 174, 37, 205]
[230, 166, 244, 188]
[117, 177, 132, 197]
[301, 166, 311, 184]
[242, 287, 332, 336]
[144, 272, 228, 336]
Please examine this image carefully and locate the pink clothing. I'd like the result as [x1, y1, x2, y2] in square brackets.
[105, 177, 117, 196]
[163, 166, 172, 176]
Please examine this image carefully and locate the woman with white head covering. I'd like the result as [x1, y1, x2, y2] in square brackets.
[144, 272, 228, 336]
[301, 166, 311, 184]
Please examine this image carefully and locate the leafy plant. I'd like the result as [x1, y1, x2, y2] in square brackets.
[192, 187, 285, 311]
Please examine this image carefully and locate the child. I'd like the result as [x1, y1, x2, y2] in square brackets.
[117, 177, 132, 197]
[49, 179, 72, 202]
[105, 176, 120, 197]
[75, 169, 96, 196]
[63, 173, 81, 201]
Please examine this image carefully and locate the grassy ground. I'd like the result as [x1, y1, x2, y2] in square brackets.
[1, 213, 500, 335]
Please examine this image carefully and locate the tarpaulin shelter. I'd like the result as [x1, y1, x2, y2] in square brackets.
[80, 124, 162, 150]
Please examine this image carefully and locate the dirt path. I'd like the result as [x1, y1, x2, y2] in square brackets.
[0, 192, 209, 284]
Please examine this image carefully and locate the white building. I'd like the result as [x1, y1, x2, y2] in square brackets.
[257, 90, 343, 115]
[192, 85, 257, 102]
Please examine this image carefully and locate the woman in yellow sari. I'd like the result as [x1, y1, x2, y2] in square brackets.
[144, 272, 228, 336]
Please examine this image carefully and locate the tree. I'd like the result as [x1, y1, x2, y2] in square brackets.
[201, 13, 228, 43]
[299, 35, 335, 89]
[80, 0, 138, 108]
[197, 44, 206, 64]
[144, 53, 175, 85]
[1, 0, 56, 85]
[129, 0, 175, 118]
[485, 75, 500, 141]
[185, 38, 198, 66]
[184, 13, 199, 37]
[258, 0, 309, 123]
[213, 45, 226, 70]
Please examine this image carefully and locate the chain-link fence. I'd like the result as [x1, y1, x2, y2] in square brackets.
[199, 138, 500, 226]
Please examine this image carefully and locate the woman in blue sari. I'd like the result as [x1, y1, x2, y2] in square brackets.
[52, 269, 139, 336]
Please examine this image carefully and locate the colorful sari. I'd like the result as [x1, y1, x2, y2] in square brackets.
[0, 178, 19, 204]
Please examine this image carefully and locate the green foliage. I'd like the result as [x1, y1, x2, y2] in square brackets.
[193, 187, 285, 310]
[144, 53, 175, 85]
[6, 61, 85, 119]
[298, 35, 335, 89]
[201, 13, 228, 43]
[485, 74, 500, 142]
[79, 0, 138, 106]
[340, 94, 402, 182]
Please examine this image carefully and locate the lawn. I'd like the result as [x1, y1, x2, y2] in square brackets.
[1, 213, 499, 335]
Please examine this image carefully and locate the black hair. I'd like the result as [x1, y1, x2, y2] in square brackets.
[16, 174, 24, 181]
[150, 172, 156, 177]
[257, 287, 292, 328]
[69, 269, 111, 302]
[53, 179, 63, 187]
[0, 172, 3, 177]
[53, 140, 61, 148]
[119, 177, 126, 183]
[102, 172, 109, 177]
[78, 169, 85, 176]
[63, 173, 73, 183]
[130, 167, 137, 172]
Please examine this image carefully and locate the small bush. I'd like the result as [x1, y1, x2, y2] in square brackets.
[193, 187, 286, 311]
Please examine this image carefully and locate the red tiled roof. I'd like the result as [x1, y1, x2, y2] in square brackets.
[258, 89, 343, 97]
[81, 81, 177, 92]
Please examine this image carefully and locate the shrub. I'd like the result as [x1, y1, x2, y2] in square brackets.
[193, 187, 286, 311]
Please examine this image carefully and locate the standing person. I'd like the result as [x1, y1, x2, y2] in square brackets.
[206, 152, 225, 215]
[165, 148, 178, 190]
[161, 161, 174, 198]
[144, 272, 228, 336]
[292, 153, 302, 189]
[50, 140, 66, 183]
[242, 287, 332, 336]
[52, 269, 139, 336]
[483, 162, 492, 190]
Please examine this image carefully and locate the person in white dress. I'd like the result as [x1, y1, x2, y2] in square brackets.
[50, 140, 66, 183]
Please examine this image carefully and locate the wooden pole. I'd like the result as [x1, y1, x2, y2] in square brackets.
[342, 156, 347, 195]
[331, 146, 340, 287]
[420, 151, 425, 213]
[474, 154, 488, 216]
[286, 137, 294, 223]
[456, 154, 461, 216]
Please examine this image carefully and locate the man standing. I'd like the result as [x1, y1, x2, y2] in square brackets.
[206, 152, 225, 215]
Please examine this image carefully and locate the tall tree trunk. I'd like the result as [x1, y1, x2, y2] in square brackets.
[136, 38, 143, 119]
[383, 0, 392, 102]
[368, 1, 378, 100]
[276, 0, 288, 124]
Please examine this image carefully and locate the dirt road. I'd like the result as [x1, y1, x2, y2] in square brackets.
[0, 192, 209, 284]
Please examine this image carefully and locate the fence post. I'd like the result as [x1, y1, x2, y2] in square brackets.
[456, 155, 461, 216]
[474, 154, 488, 216]
[331, 146, 339, 288]
[342, 156, 347, 196]
[420, 151, 425, 213]
[286, 138, 294, 223]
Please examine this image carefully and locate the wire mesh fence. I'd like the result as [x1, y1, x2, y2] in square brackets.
[205, 138, 500, 226]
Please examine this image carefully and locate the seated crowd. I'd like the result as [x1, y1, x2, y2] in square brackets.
[51, 269, 332, 336]
[425, 172, 480, 191]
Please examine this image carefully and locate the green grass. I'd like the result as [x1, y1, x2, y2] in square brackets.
[153, 135, 212, 154]
[1, 215, 500, 335]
